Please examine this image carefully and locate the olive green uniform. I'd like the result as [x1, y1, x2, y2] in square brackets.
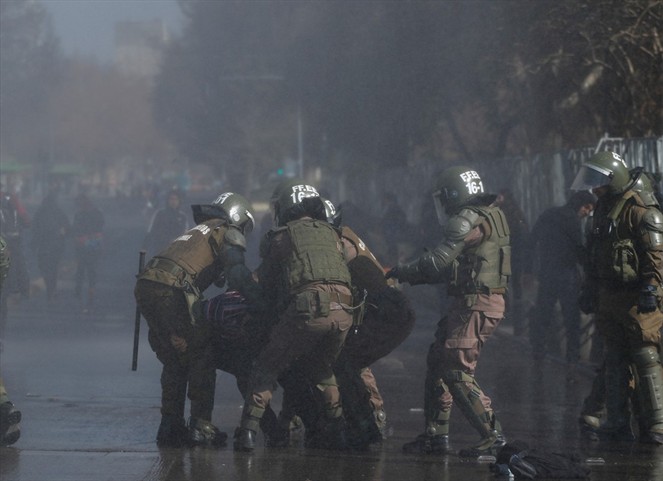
[277, 226, 416, 449]
[134, 219, 249, 424]
[239, 218, 353, 442]
[392, 204, 511, 450]
[585, 188, 663, 440]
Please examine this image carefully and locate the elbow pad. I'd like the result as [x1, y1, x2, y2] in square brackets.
[422, 240, 465, 276]
[416, 209, 476, 276]
[640, 208, 663, 250]
[446, 209, 480, 242]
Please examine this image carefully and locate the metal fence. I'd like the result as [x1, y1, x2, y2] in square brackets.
[343, 135, 663, 228]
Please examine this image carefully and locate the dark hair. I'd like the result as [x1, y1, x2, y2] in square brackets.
[567, 191, 597, 210]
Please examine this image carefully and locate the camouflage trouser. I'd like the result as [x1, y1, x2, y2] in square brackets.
[424, 298, 503, 437]
[134, 279, 216, 421]
[241, 285, 353, 431]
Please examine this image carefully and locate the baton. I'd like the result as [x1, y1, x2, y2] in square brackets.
[131, 250, 146, 371]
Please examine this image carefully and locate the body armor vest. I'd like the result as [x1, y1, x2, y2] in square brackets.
[448, 206, 511, 296]
[589, 190, 646, 285]
[283, 219, 351, 293]
[140, 219, 227, 292]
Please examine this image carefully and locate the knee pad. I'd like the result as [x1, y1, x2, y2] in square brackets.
[443, 370, 493, 438]
[631, 347, 663, 421]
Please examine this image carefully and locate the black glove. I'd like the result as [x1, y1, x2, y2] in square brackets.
[385, 266, 400, 280]
[637, 285, 659, 314]
[578, 285, 596, 315]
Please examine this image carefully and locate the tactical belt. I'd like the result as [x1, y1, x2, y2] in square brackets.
[476, 286, 507, 295]
[450, 286, 507, 297]
[146, 257, 193, 287]
[310, 290, 353, 311]
[297, 283, 353, 307]
[330, 291, 354, 306]
[145, 257, 201, 325]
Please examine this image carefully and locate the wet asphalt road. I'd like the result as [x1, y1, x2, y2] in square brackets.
[1, 199, 662, 481]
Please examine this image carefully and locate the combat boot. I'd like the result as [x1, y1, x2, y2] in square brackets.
[156, 415, 188, 448]
[402, 433, 451, 454]
[260, 409, 290, 448]
[596, 422, 635, 442]
[578, 414, 601, 441]
[233, 427, 257, 452]
[0, 401, 21, 446]
[638, 420, 663, 445]
[458, 430, 506, 458]
[640, 430, 663, 445]
[346, 415, 384, 451]
[187, 417, 228, 447]
[305, 416, 348, 451]
[264, 426, 289, 448]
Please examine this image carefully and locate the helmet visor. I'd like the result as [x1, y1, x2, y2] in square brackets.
[192, 204, 225, 225]
[571, 164, 613, 191]
[432, 189, 447, 225]
[242, 211, 254, 234]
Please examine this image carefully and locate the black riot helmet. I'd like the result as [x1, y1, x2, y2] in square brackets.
[269, 178, 309, 210]
[269, 178, 303, 226]
[432, 165, 485, 221]
[191, 192, 255, 234]
[271, 179, 324, 227]
[321, 198, 342, 227]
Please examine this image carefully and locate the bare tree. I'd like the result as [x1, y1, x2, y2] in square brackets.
[488, 0, 662, 153]
[154, 0, 662, 189]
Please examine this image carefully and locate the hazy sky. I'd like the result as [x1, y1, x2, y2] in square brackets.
[40, 0, 183, 62]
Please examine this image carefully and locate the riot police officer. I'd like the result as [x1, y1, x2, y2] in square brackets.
[134, 192, 259, 448]
[274, 199, 416, 451]
[386, 166, 511, 457]
[573, 152, 663, 444]
[233, 180, 354, 452]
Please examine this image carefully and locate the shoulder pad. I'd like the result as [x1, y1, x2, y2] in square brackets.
[223, 225, 247, 249]
[445, 208, 480, 241]
[642, 207, 663, 232]
[640, 207, 663, 249]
